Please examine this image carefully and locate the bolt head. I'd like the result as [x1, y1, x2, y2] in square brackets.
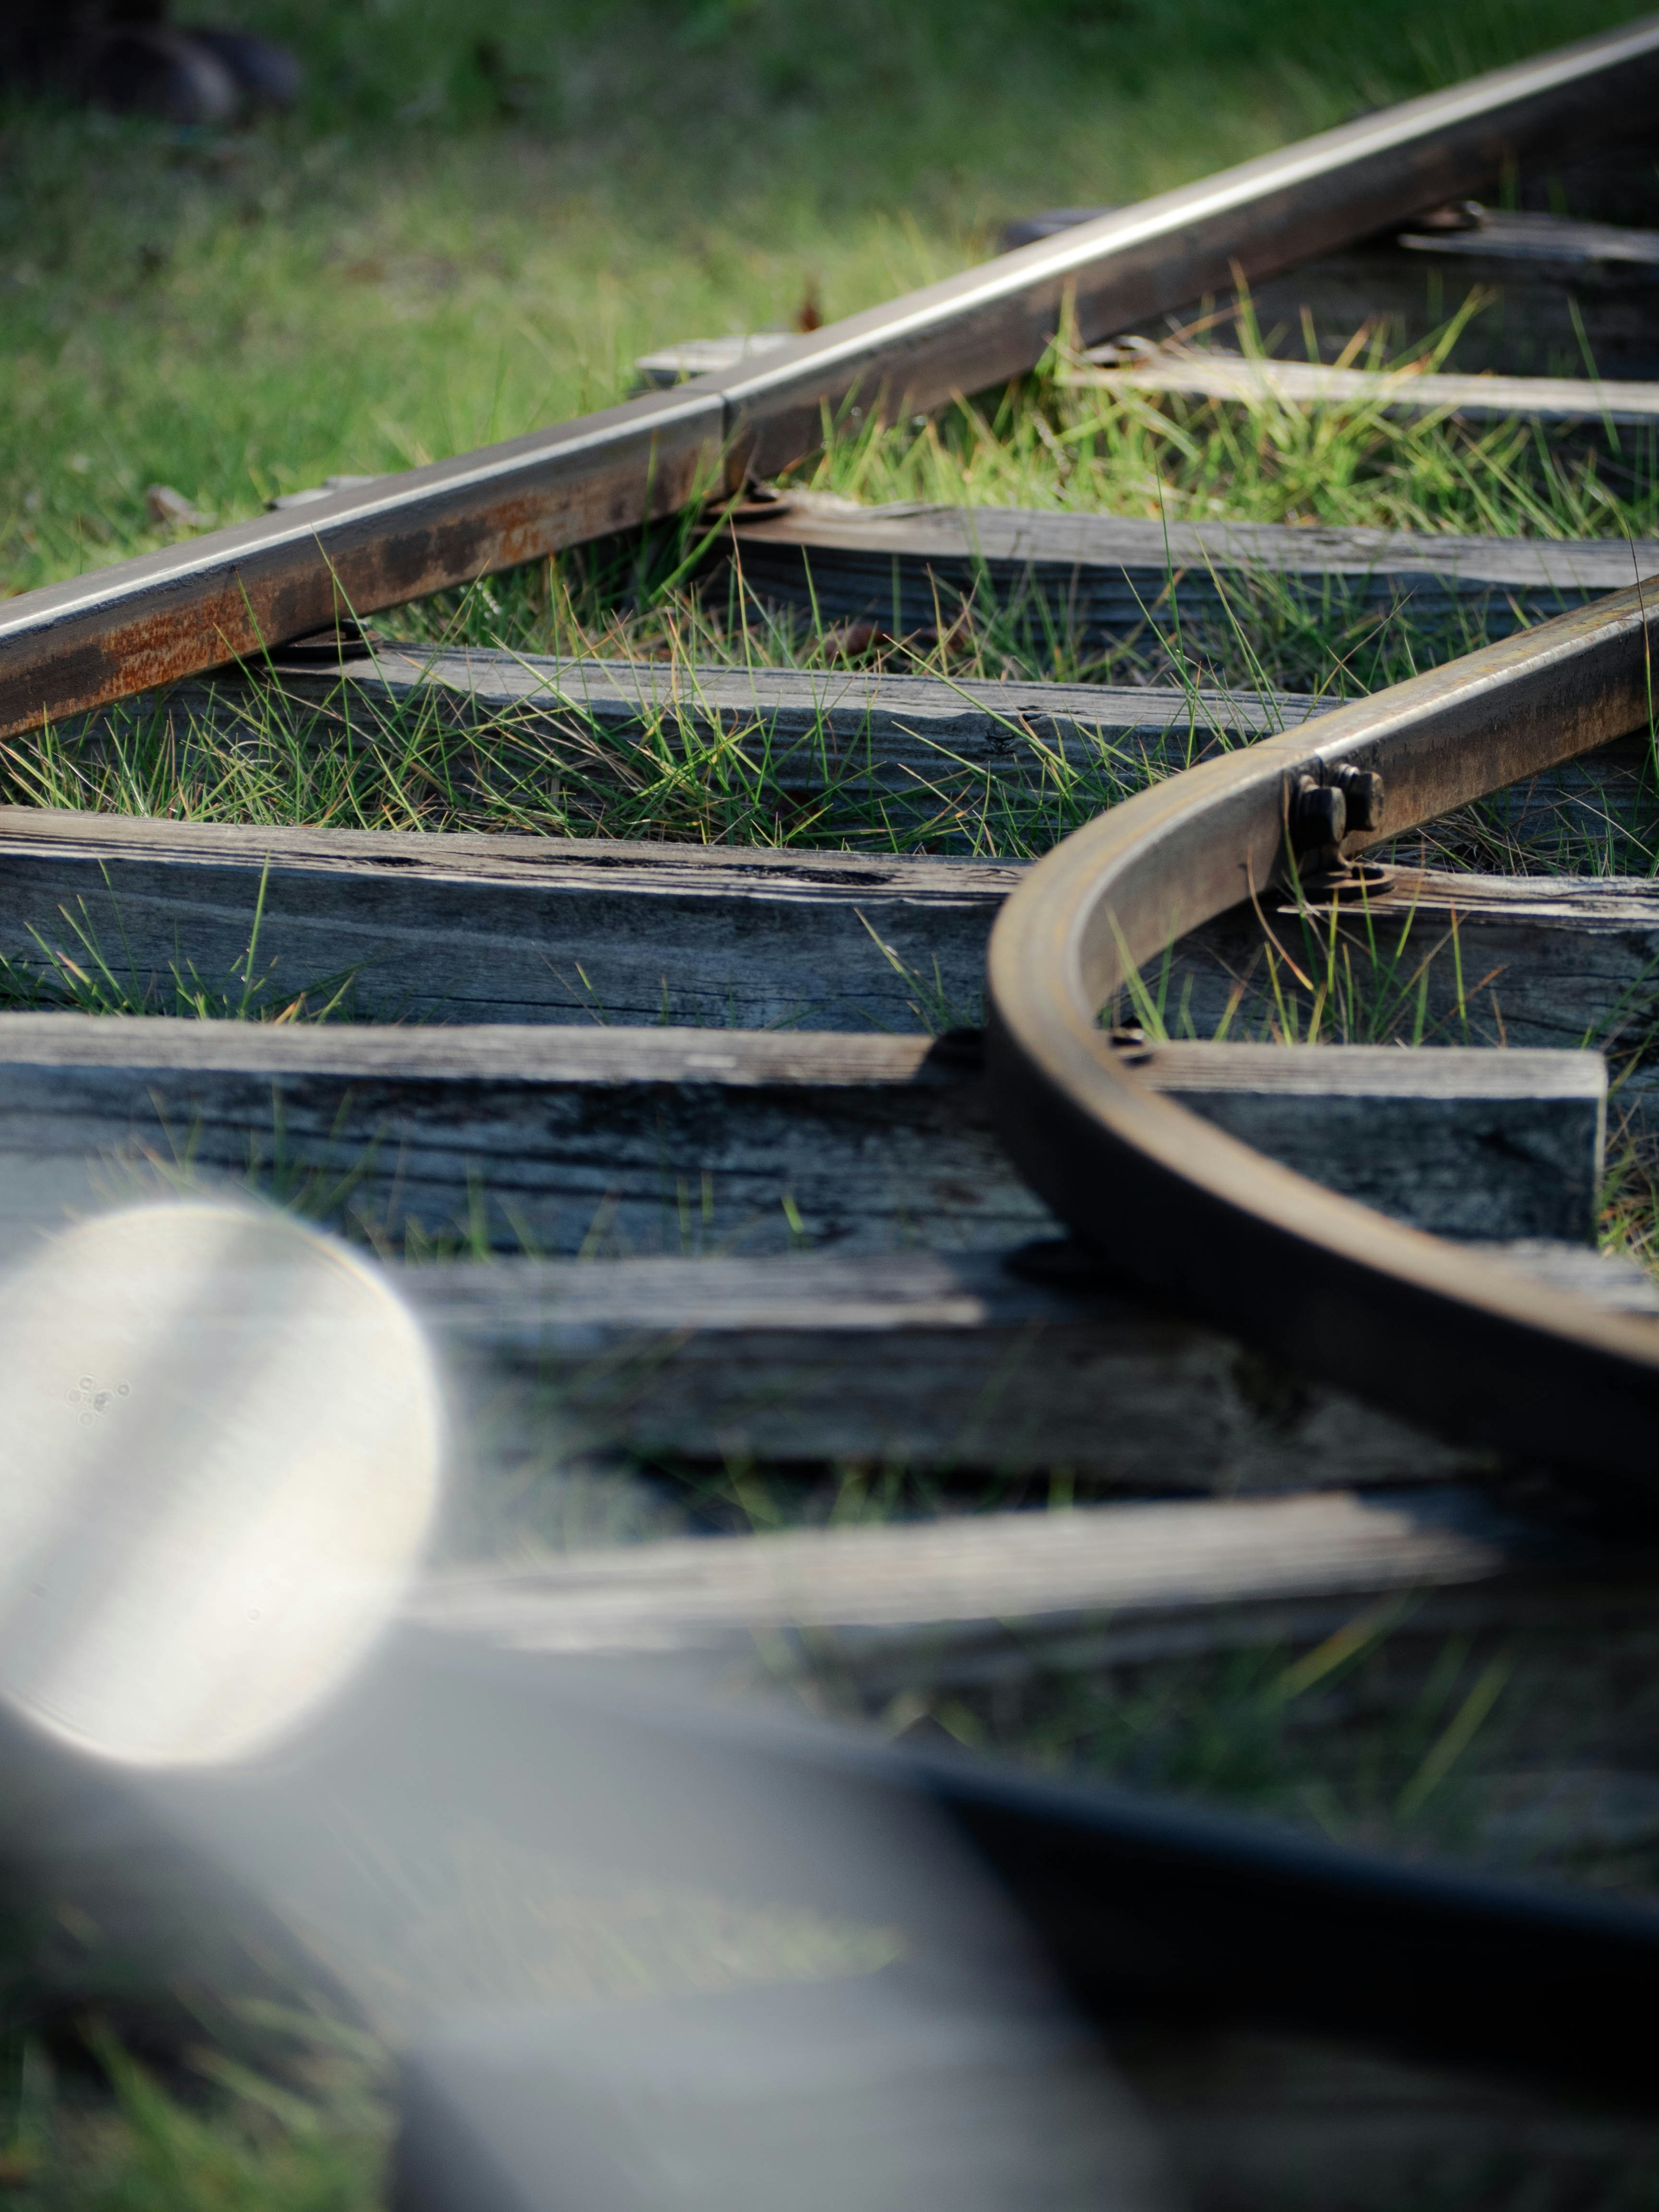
[1291, 782, 1347, 850]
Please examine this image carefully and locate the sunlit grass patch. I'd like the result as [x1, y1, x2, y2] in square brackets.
[10, 621, 1293, 860]
[5, 0, 1648, 602]
[0, 2019, 390, 2212]
[797, 310, 1659, 543]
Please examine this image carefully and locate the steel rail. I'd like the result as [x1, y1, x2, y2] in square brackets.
[985, 583, 1659, 1500]
[6, 16, 1659, 742]
[390, 1639, 1659, 2104]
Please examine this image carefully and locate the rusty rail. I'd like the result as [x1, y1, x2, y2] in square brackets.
[985, 584, 1659, 1499]
[6, 13, 1659, 741]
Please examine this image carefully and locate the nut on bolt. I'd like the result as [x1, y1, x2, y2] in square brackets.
[1290, 776, 1346, 850]
[1289, 765, 1386, 849]
[1334, 763, 1385, 831]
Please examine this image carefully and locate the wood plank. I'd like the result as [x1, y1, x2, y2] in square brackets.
[412, 1239, 1655, 1489]
[1005, 203, 1659, 379]
[407, 1485, 1546, 1658]
[1068, 344, 1659, 426]
[1137, 1040, 1603, 1240]
[56, 640, 1649, 861]
[0, 1019, 1605, 1253]
[725, 494, 1659, 654]
[733, 494, 1659, 592]
[3, 726, 1649, 1063]
[1222, 210, 1659, 384]
[4, 799, 1649, 1091]
[0, 1017, 1044, 1258]
[410, 1454, 1659, 1697]
[0, 805, 1020, 1032]
[1171, 868, 1659, 1132]
[63, 647, 1314, 828]
[416, 1246, 1482, 1490]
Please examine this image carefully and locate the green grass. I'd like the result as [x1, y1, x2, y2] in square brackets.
[6, 640, 1288, 858]
[0, 1716, 394, 2212]
[0, 864, 366, 1021]
[0, 2023, 388, 2212]
[3, 0, 1656, 601]
[804, 1594, 1659, 1903]
[9, 4, 1659, 2200]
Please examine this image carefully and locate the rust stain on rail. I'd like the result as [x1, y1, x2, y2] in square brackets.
[0, 432, 721, 741]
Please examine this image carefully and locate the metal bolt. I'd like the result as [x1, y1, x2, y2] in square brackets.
[1290, 777, 1346, 850]
[1334, 763, 1385, 831]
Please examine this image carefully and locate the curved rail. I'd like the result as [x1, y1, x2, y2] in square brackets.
[986, 583, 1659, 1499]
[6, 14, 1659, 741]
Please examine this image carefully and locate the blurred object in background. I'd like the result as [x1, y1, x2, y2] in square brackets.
[187, 25, 303, 108]
[999, 206, 1117, 252]
[396, 1972, 1168, 2212]
[0, 1202, 442, 1767]
[0, 3, 301, 125]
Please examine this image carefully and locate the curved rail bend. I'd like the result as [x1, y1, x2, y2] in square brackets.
[986, 582, 1659, 1500]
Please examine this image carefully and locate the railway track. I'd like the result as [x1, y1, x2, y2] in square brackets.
[10, 17, 1659, 2210]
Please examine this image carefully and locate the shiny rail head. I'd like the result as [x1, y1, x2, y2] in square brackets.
[0, 1201, 444, 1768]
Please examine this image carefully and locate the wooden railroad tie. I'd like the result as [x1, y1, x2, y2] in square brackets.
[720, 496, 1659, 652]
[998, 195, 1659, 382]
[0, 1017, 1604, 1255]
[406, 1480, 1659, 1678]
[0, 790, 1642, 1487]
[60, 645, 1659, 867]
[16, 28, 1659, 2193]
[1068, 346, 1659, 429]
[68, 645, 1317, 827]
[412, 1239, 1652, 1490]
